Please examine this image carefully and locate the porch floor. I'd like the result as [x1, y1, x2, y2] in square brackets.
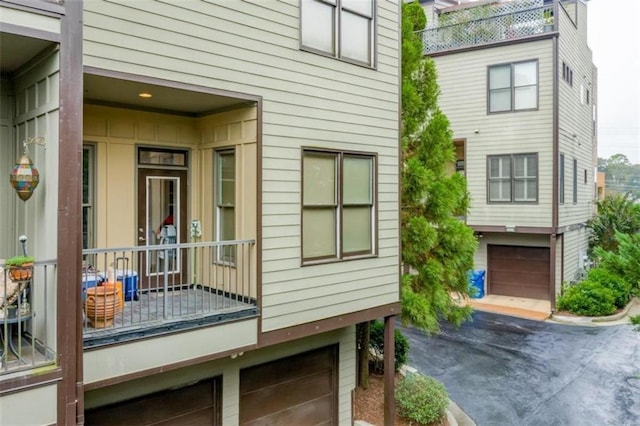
[83, 286, 257, 347]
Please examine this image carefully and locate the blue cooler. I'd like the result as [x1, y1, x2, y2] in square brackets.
[81, 274, 102, 302]
[116, 269, 139, 301]
[468, 269, 486, 299]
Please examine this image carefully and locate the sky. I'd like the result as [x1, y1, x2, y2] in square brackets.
[587, 0, 640, 164]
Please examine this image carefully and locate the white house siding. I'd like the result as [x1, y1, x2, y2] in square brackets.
[0, 4, 61, 35]
[561, 227, 589, 285]
[433, 39, 554, 228]
[557, 0, 596, 228]
[84, 326, 356, 426]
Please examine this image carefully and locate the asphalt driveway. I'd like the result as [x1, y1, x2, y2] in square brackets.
[402, 311, 640, 426]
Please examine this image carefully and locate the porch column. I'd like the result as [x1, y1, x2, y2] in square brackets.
[384, 315, 396, 426]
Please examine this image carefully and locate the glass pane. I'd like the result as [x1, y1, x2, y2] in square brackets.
[490, 180, 511, 201]
[343, 206, 371, 253]
[489, 65, 510, 89]
[489, 158, 500, 178]
[83, 206, 91, 250]
[139, 150, 186, 166]
[301, 0, 334, 54]
[221, 206, 235, 241]
[514, 61, 537, 86]
[148, 177, 178, 244]
[490, 89, 511, 112]
[303, 153, 336, 205]
[514, 180, 524, 200]
[514, 156, 524, 177]
[528, 155, 537, 176]
[501, 157, 511, 177]
[82, 148, 91, 204]
[343, 156, 372, 204]
[342, 0, 372, 17]
[341, 11, 370, 63]
[218, 152, 235, 205]
[514, 86, 537, 109]
[303, 208, 336, 258]
[527, 179, 537, 198]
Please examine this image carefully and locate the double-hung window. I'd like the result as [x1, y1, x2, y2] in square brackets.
[302, 150, 376, 262]
[300, 0, 375, 66]
[488, 60, 538, 113]
[488, 153, 538, 203]
[215, 149, 235, 262]
[82, 145, 95, 250]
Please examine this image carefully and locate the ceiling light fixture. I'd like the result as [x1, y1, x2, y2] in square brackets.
[138, 92, 152, 98]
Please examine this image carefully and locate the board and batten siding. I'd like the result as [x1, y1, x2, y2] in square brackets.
[0, 78, 16, 259]
[433, 39, 554, 228]
[557, 0, 596, 228]
[83, 0, 401, 333]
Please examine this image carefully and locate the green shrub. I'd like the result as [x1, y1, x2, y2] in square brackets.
[556, 280, 617, 316]
[587, 268, 631, 308]
[396, 373, 449, 425]
[631, 314, 640, 331]
[369, 320, 409, 372]
[595, 232, 640, 293]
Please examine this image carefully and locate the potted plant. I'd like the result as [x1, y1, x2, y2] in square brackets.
[543, 9, 554, 31]
[4, 255, 35, 281]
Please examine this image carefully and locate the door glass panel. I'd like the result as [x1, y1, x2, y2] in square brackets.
[146, 176, 180, 275]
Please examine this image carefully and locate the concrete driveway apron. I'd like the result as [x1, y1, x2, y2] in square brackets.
[402, 311, 640, 426]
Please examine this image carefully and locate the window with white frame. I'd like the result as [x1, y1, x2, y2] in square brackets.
[488, 60, 538, 113]
[488, 153, 538, 203]
[215, 149, 235, 261]
[300, 0, 375, 66]
[302, 150, 376, 262]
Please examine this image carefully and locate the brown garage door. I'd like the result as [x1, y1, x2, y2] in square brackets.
[239, 345, 338, 426]
[85, 378, 221, 425]
[488, 245, 550, 300]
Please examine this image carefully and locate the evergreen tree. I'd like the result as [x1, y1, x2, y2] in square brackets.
[400, 1, 477, 334]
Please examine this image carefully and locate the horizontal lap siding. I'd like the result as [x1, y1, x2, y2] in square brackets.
[84, 0, 400, 333]
[433, 40, 554, 228]
[557, 1, 596, 228]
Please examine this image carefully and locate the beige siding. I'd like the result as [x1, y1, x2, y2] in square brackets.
[0, 384, 57, 425]
[557, 1, 596, 227]
[85, 326, 356, 426]
[0, 5, 61, 34]
[0, 78, 15, 258]
[433, 39, 554, 228]
[561, 227, 589, 285]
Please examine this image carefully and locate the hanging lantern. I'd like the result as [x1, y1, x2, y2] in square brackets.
[10, 153, 40, 201]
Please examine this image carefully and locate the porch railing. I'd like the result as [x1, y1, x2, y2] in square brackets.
[420, 5, 554, 54]
[1, 260, 57, 376]
[81, 240, 256, 345]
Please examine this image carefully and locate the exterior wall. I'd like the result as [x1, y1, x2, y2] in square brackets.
[83, 0, 400, 332]
[0, 384, 57, 425]
[84, 318, 258, 385]
[85, 326, 355, 426]
[561, 226, 589, 285]
[433, 39, 555, 228]
[0, 3, 61, 34]
[557, 0, 596, 227]
[0, 78, 15, 258]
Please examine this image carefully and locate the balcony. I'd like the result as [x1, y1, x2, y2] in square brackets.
[1, 240, 256, 376]
[420, 5, 555, 55]
[82, 240, 257, 348]
[1, 261, 57, 377]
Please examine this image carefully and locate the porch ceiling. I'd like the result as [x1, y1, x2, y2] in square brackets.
[0, 33, 53, 74]
[84, 74, 250, 116]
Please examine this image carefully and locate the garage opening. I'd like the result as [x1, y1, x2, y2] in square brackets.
[239, 345, 338, 425]
[84, 377, 221, 425]
[488, 245, 550, 300]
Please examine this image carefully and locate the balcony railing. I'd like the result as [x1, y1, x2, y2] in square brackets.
[1, 261, 57, 376]
[420, 5, 554, 54]
[82, 240, 257, 347]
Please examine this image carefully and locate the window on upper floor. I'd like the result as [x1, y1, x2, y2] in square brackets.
[562, 61, 573, 86]
[302, 149, 376, 263]
[487, 153, 538, 203]
[488, 60, 538, 113]
[300, 0, 375, 67]
[559, 153, 565, 204]
[214, 149, 236, 262]
[572, 158, 578, 204]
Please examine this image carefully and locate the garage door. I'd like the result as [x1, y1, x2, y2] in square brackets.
[85, 378, 221, 425]
[239, 345, 338, 425]
[488, 245, 550, 300]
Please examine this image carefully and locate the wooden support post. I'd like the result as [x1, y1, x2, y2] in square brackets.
[384, 315, 396, 426]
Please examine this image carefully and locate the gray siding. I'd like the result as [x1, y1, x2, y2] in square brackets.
[83, 0, 401, 332]
[557, 0, 596, 227]
[433, 39, 555, 228]
[0, 78, 15, 258]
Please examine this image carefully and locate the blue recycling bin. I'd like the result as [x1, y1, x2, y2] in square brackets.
[468, 269, 486, 299]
